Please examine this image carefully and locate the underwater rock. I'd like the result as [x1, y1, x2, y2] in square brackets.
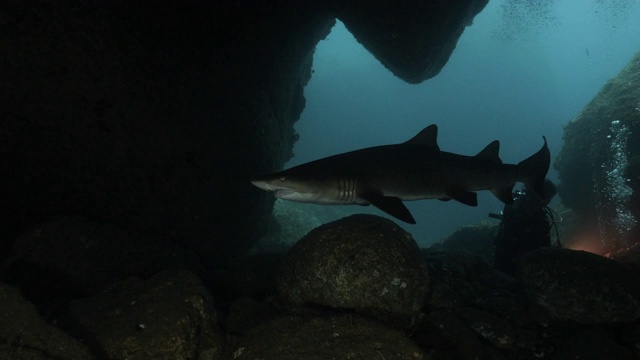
[413, 305, 549, 359]
[0, 1, 333, 268]
[518, 248, 640, 324]
[415, 249, 553, 358]
[1, 216, 201, 311]
[610, 243, 640, 286]
[413, 309, 488, 360]
[429, 222, 497, 265]
[229, 313, 424, 360]
[0, 282, 95, 359]
[619, 322, 640, 358]
[251, 200, 324, 253]
[1, 0, 495, 277]
[278, 214, 428, 328]
[549, 324, 636, 360]
[225, 253, 284, 301]
[334, 0, 489, 83]
[421, 249, 512, 309]
[68, 270, 223, 360]
[225, 296, 280, 336]
[455, 306, 516, 349]
[555, 51, 640, 252]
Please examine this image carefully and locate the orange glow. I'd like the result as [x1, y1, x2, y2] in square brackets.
[564, 231, 608, 256]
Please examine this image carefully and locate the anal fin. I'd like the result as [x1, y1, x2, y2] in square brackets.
[360, 191, 416, 224]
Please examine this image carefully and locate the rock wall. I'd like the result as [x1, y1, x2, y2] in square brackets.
[555, 51, 640, 253]
[0, 0, 488, 271]
[0, 2, 333, 266]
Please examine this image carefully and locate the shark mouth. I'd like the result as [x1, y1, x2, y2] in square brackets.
[274, 189, 296, 198]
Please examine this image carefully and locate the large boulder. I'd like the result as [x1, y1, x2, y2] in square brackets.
[0, 282, 95, 359]
[429, 222, 497, 265]
[229, 313, 425, 360]
[68, 270, 224, 360]
[518, 248, 640, 324]
[2, 217, 200, 310]
[415, 250, 552, 359]
[278, 214, 428, 328]
[555, 51, 640, 252]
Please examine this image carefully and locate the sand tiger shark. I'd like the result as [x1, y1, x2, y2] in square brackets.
[251, 124, 550, 224]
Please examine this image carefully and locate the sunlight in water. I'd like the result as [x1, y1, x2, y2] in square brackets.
[565, 231, 607, 256]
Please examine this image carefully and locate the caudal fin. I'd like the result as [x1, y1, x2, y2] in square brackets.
[516, 136, 550, 199]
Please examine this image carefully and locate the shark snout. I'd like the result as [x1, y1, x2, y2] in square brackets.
[251, 178, 290, 192]
[251, 179, 271, 191]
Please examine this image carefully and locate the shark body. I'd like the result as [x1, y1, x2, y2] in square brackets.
[251, 124, 550, 224]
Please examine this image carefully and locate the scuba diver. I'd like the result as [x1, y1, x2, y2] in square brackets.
[490, 179, 560, 275]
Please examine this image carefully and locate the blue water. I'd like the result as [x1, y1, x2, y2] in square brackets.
[288, 0, 640, 247]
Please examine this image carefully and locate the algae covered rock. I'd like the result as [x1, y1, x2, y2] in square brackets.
[2, 216, 201, 311]
[68, 270, 223, 360]
[230, 313, 425, 360]
[555, 51, 640, 251]
[0, 282, 95, 359]
[278, 214, 428, 328]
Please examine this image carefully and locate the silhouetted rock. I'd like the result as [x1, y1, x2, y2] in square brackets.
[422, 249, 512, 309]
[226, 253, 284, 301]
[335, 0, 489, 83]
[416, 249, 552, 358]
[2, 216, 200, 311]
[68, 270, 223, 359]
[610, 243, 640, 286]
[415, 309, 487, 360]
[225, 296, 280, 336]
[429, 222, 497, 265]
[229, 313, 424, 360]
[278, 214, 428, 328]
[518, 248, 640, 323]
[0, 282, 95, 359]
[0, 1, 333, 267]
[549, 324, 636, 360]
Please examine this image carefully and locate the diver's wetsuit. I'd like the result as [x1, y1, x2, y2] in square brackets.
[494, 189, 552, 275]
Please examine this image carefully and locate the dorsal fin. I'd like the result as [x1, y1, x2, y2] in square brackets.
[404, 124, 439, 151]
[475, 140, 502, 164]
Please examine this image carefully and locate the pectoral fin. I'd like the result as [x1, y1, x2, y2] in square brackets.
[447, 189, 478, 207]
[360, 191, 416, 224]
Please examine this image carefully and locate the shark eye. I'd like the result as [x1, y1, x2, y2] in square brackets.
[279, 176, 286, 182]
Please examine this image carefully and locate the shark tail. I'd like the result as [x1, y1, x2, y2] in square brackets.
[516, 136, 551, 200]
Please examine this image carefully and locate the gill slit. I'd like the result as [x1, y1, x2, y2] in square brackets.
[340, 177, 357, 203]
